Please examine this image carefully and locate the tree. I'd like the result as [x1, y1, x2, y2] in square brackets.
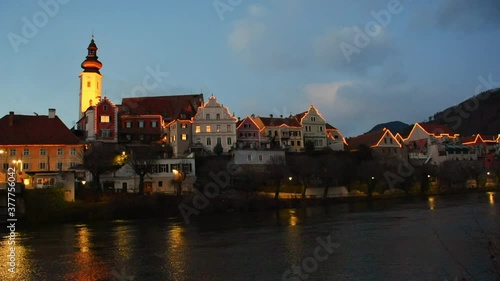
[213, 142, 223, 155]
[128, 145, 159, 195]
[81, 142, 123, 192]
[304, 140, 315, 154]
[288, 153, 317, 199]
[267, 155, 287, 202]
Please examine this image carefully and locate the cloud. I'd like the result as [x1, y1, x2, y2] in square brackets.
[248, 4, 266, 17]
[227, 20, 267, 52]
[314, 26, 395, 74]
[436, 0, 500, 30]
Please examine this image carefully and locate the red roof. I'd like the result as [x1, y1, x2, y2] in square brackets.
[294, 111, 307, 123]
[121, 94, 204, 121]
[347, 130, 387, 150]
[419, 123, 456, 136]
[0, 114, 82, 145]
[255, 116, 301, 128]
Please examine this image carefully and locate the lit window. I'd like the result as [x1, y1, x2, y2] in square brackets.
[181, 123, 187, 129]
[40, 148, 46, 156]
[182, 134, 188, 141]
[195, 126, 201, 133]
[206, 125, 211, 133]
[126, 121, 132, 128]
[100, 116, 110, 123]
[57, 148, 63, 156]
[171, 135, 175, 142]
[23, 148, 29, 156]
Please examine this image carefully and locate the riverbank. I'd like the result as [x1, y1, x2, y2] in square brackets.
[9, 186, 497, 225]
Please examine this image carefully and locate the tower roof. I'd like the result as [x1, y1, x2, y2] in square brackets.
[81, 36, 102, 73]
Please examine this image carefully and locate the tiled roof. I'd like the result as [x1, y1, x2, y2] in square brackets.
[294, 111, 307, 123]
[326, 123, 337, 130]
[0, 114, 82, 145]
[121, 94, 204, 121]
[256, 116, 301, 127]
[347, 129, 387, 150]
[419, 123, 456, 136]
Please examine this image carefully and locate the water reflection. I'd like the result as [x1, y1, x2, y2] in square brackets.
[165, 224, 187, 281]
[428, 197, 435, 210]
[0, 233, 30, 280]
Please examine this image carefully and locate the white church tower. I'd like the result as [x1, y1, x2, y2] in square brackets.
[79, 35, 103, 120]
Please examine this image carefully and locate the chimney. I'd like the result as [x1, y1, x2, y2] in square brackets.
[9, 111, 14, 127]
[270, 114, 273, 118]
[48, 108, 56, 119]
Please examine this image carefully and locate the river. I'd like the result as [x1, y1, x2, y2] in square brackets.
[1, 192, 499, 281]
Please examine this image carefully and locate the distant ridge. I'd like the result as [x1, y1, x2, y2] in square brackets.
[368, 121, 410, 135]
[430, 88, 500, 136]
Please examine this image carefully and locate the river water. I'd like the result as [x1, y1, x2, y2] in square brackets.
[1, 192, 499, 281]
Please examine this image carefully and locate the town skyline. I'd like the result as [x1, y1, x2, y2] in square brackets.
[2, 0, 500, 137]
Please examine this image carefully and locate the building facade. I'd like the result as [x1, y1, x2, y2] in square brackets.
[294, 105, 328, 150]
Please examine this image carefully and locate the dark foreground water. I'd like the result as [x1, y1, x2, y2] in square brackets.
[1, 192, 499, 281]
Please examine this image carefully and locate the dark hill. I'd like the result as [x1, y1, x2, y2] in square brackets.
[431, 88, 500, 136]
[368, 121, 410, 134]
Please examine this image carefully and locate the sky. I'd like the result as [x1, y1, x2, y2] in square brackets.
[1, 0, 500, 137]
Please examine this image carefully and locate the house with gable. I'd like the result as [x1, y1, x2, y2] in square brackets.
[191, 95, 238, 154]
[462, 134, 499, 168]
[326, 123, 347, 151]
[77, 96, 119, 143]
[294, 105, 328, 150]
[404, 123, 476, 165]
[347, 128, 404, 159]
[252, 115, 304, 152]
[236, 115, 263, 149]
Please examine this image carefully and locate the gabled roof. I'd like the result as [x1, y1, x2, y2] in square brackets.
[236, 116, 261, 130]
[326, 123, 337, 130]
[254, 116, 302, 128]
[121, 94, 204, 121]
[462, 134, 498, 145]
[0, 114, 82, 145]
[418, 123, 457, 137]
[347, 129, 400, 151]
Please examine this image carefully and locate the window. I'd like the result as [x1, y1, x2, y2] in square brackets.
[57, 148, 63, 156]
[390, 138, 393, 144]
[126, 134, 131, 140]
[159, 164, 167, 173]
[170, 135, 175, 142]
[9, 149, 15, 156]
[158, 181, 163, 187]
[239, 133, 243, 137]
[23, 148, 29, 156]
[319, 140, 323, 146]
[138, 121, 145, 128]
[39, 162, 46, 170]
[216, 125, 221, 132]
[247, 154, 252, 162]
[196, 137, 201, 143]
[69, 162, 77, 168]
[140, 135, 145, 141]
[151, 121, 158, 128]
[57, 162, 63, 170]
[3, 163, 9, 170]
[181, 123, 187, 129]
[87, 81, 91, 87]
[70, 148, 76, 156]
[182, 163, 192, 174]
[319, 126, 323, 132]
[384, 138, 387, 144]
[217, 137, 222, 144]
[100, 130, 111, 138]
[207, 138, 212, 146]
[258, 155, 263, 161]
[227, 125, 231, 132]
[122, 182, 127, 190]
[103, 105, 108, 111]
[244, 124, 250, 128]
[40, 148, 46, 156]
[206, 114, 210, 120]
[182, 134, 188, 141]
[311, 116, 316, 121]
[216, 113, 220, 120]
[291, 141, 295, 146]
[227, 137, 232, 145]
[206, 125, 211, 133]
[297, 141, 301, 146]
[126, 121, 132, 128]
[195, 126, 201, 133]
[22, 163, 29, 170]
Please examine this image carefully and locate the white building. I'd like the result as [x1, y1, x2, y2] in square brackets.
[192, 95, 238, 154]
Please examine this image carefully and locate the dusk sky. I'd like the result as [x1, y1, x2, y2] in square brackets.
[1, 0, 500, 137]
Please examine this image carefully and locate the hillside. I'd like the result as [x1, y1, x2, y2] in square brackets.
[368, 121, 410, 135]
[431, 88, 500, 136]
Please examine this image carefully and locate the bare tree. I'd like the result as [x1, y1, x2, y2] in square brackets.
[127, 145, 159, 195]
[80, 142, 123, 191]
[267, 155, 288, 201]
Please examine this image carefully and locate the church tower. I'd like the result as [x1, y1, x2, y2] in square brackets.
[79, 35, 103, 119]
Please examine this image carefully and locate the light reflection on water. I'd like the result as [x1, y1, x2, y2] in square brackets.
[0, 192, 498, 280]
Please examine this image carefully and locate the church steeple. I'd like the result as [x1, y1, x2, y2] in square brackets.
[81, 35, 102, 74]
[79, 35, 103, 120]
